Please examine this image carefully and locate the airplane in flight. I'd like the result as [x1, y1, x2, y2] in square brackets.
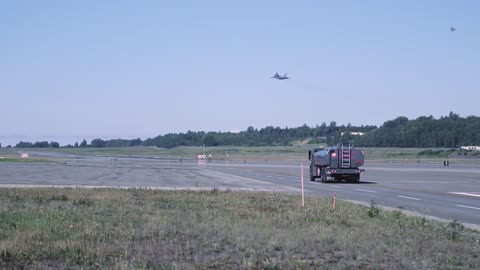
[270, 72, 290, 80]
[450, 27, 456, 32]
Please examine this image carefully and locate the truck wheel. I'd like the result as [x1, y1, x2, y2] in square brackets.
[310, 176, 315, 182]
[320, 172, 327, 183]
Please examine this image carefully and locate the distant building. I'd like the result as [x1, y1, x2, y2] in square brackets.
[341, 132, 365, 136]
[460, 146, 480, 151]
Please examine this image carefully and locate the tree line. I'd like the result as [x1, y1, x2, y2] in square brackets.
[14, 141, 60, 148]
[7, 112, 480, 149]
[351, 112, 480, 148]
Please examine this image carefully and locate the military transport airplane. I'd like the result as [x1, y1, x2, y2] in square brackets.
[270, 73, 290, 80]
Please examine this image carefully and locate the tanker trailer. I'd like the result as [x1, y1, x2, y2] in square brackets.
[308, 143, 365, 183]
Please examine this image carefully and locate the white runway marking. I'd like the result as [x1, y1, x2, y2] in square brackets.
[449, 192, 480, 198]
[266, 175, 273, 178]
[456, 205, 480, 211]
[381, 181, 471, 184]
[354, 188, 376, 193]
[278, 177, 287, 180]
[397, 195, 421, 201]
[330, 185, 343, 189]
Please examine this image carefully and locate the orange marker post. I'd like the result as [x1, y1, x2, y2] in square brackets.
[332, 192, 336, 209]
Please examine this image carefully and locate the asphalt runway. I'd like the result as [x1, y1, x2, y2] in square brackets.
[1, 154, 479, 227]
[0, 157, 298, 192]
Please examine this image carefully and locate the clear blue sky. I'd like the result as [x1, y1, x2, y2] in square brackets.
[1, 0, 479, 145]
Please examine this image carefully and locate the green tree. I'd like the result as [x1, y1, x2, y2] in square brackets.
[15, 141, 33, 148]
[33, 141, 49, 148]
[129, 138, 142, 146]
[203, 134, 218, 146]
[49, 141, 60, 148]
[91, 139, 106, 148]
[80, 139, 87, 148]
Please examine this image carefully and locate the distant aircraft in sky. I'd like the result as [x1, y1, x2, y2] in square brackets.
[450, 27, 456, 32]
[270, 73, 290, 80]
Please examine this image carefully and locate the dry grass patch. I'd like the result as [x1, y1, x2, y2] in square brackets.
[0, 188, 479, 269]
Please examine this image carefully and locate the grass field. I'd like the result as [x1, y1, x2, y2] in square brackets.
[1, 188, 479, 269]
[1, 145, 479, 163]
[0, 157, 51, 163]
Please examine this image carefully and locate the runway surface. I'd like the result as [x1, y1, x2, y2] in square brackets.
[1, 153, 479, 227]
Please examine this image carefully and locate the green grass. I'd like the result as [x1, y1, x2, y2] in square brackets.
[1, 146, 316, 161]
[417, 149, 456, 158]
[2, 146, 479, 162]
[1, 189, 479, 269]
[0, 157, 51, 163]
[362, 148, 424, 161]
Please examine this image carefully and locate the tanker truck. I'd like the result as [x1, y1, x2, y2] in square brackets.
[308, 143, 365, 183]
